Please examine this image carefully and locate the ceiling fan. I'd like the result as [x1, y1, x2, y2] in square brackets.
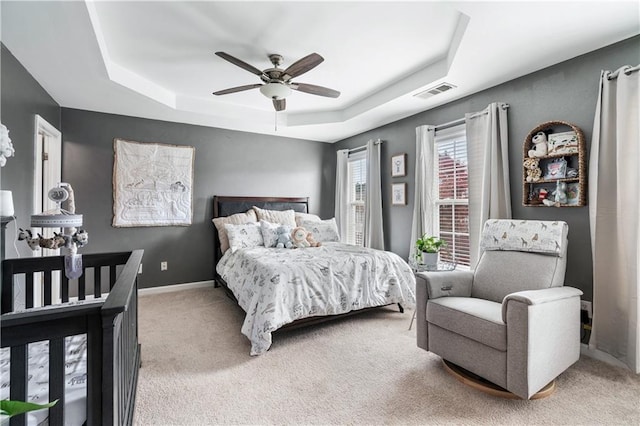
[212, 52, 340, 112]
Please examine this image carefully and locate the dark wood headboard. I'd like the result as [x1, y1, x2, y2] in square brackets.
[212, 196, 309, 280]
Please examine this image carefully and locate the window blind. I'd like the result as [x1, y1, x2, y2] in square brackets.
[435, 126, 470, 266]
[347, 152, 366, 246]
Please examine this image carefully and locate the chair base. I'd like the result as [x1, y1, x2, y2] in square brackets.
[442, 359, 556, 400]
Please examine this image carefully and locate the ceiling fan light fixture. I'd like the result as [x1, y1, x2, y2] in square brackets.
[260, 82, 291, 100]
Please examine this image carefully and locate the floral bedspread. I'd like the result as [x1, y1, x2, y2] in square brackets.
[216, 242, 416, 355]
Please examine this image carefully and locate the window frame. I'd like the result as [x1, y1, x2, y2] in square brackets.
[346, 151, 367, 246]
[434, 124, 470, 268]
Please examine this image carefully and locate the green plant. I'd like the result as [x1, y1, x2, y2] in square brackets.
[1, 399, 58, 418]
[415, 234, 446, 253]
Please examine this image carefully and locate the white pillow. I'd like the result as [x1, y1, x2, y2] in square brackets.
[212, 209, 257, 254]
[300, 218, 340, 243]
[295, 212, 321, 227]
[224, 222, 264, 253]
[252, 206, 296, 228]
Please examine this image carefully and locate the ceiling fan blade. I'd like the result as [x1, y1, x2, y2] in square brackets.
[292, 83, 340, 98]
[213, 84, 262, 96]
[273, 99, 286, 112]
[283, 53, 324, 79]
[215, 52, 265, 77]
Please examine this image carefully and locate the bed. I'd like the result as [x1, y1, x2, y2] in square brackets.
[212, 196, 416, 355]
[1, 250, 143, 425]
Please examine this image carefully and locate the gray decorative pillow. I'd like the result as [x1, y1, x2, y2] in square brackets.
[300, 218, 340, 243]
[224, 222, 264, 253]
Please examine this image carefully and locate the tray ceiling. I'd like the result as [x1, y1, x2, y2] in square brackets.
[2, 1, 638, 142]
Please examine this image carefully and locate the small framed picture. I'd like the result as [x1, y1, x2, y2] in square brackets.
[544, 157, 567, 180]
[392, 183, 407, 205]
[391, 153, 407, 177]
[566, 183, 580, 205]
[548, 131, 579, 155]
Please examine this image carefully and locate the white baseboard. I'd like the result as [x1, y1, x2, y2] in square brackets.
[139, 280, 215, 296]
[580, 343, 630, 371]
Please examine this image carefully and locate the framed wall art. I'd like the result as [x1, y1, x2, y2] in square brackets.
[113, 138, 195, 227]
[391, 153, 407, 177]
[391, 183, 407, 205]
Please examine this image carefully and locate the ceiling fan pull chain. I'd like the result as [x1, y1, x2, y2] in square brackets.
[275, 111, 278, 132]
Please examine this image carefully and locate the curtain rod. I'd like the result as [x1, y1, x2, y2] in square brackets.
[434, 103, 510, 132]
[346, 139, 383, 155]
[607, 65, 640, 80]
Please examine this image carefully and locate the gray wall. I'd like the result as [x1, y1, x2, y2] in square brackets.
[1, 45, 61, 258]
[330, 35, 640, 302]
[61, 108, 332, 288]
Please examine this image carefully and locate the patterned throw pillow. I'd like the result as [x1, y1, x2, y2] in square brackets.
[480, 219, 567, 256]
[212, 209, 258, 254]
[224, 222, 264, 253]
[260, 220, 293, 248]
[295, 212, 321, 227]
[300, 218, 340, 243]
[252, 206, 296, 227]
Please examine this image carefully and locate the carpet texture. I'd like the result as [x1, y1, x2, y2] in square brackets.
[134, 287, 640, 425]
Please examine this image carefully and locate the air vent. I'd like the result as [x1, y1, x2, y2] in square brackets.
[414, 82, 457, 99]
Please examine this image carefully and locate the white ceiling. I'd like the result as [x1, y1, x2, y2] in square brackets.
[2, 1, 638, 143]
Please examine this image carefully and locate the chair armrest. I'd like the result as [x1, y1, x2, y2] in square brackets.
[503, 286, 583, 398]
[501, 286, 583, 323]
[415, 270, 474, 299]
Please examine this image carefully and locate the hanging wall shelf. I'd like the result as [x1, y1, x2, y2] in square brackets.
[522, 120, 587, 207]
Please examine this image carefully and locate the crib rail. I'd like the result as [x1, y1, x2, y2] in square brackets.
[1, 252, 131, 313]
[1, 250, 143, 426]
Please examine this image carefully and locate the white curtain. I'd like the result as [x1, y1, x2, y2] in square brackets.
[588, 65, 640, 373]
[334, 149, 349, 242]
[365, 139, 384, 250]
[466, 102, 512, 267]
[409, 125, 436, 262]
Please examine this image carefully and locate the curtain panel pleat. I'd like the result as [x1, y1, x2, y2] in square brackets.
[334, 150, 349, 242]
[466, 102, 512, 267]
[589, 65, 640, 373]
[409, 125, 436, 262]
[365, 139, 384, 250]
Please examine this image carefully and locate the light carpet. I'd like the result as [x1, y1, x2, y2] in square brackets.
[134, 287, 640, 425]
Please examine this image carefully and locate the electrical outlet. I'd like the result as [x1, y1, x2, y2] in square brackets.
[138, 263, 143, 274]
[161, 261, 168, 271]
[580, 300, 592, 319]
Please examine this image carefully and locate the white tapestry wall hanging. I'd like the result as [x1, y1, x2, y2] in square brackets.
[113, 138, 194, 227]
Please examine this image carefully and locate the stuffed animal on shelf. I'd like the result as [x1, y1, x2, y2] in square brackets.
[528, 131, 548, 158]
[543, 181, 568, 206]
[275, 226, 293, 249]
[523, 157, 542, 182]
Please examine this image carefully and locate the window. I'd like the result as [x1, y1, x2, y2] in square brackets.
[346, 152, 366, 246]
[435, 125, 470, 267]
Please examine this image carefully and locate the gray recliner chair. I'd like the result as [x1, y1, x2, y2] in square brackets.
[416, 219, 582, 399]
